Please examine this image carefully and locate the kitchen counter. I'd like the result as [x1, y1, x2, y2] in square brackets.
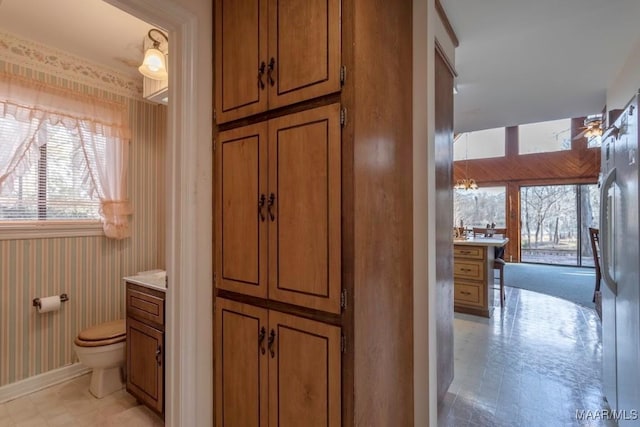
[453, 239, 508, 317]
[453, 237, 508, 247]
[123, 271, 167, 292]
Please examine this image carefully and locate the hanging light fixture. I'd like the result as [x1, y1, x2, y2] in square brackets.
[138, 29, 168, 80]
[454, 133, 479, 190]
[454, 177, 479, 190]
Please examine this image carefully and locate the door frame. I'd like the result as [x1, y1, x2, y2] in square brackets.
[103, 1, 213, 426]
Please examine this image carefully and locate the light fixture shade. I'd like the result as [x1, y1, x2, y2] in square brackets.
[138, 48, 167, 80]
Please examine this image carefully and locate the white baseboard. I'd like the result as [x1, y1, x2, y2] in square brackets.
[0, 363, 91, 404]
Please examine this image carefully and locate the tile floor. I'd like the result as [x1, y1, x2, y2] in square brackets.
[0, 374, 162, 427]
[0, 285, 614, 427]
[439, 286, 616, 427]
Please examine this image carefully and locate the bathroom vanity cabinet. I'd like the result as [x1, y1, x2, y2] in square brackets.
[125, 281, 165, 417]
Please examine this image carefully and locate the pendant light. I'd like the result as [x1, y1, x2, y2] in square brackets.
[454, 133, 479, 190]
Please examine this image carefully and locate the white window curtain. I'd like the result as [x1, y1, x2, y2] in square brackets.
[0, 72, 132, 239]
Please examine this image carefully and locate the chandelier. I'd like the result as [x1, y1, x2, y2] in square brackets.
[453, 133, 479, 190]
[454, 177, 478, 190]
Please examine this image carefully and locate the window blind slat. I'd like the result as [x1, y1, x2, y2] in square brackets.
[0, 119, 101, 221]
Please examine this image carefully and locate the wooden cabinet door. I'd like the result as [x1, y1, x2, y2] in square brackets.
[215, 0, 268, 123]
[268, 310, 341, 427]
[267, 104, 342, 313]
[267, 0, 341, 110]
[216, 123, 268, 298]
[126, 318, 164, 415]
[215, 298, 268, 427]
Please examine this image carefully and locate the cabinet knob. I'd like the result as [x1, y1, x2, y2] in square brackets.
[258, 61, 266, 90]
[268, 329, 276, 358]
[258, 194, 266, 222]
[155, 345, 162, 366]
[267, 57, 276, 87]
[267, 193, 276, 221]
[258, 326, 266, 355]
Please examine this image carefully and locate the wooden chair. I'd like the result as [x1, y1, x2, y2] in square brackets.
[472, 227, 507, 307]
[589, 227, 601, 303]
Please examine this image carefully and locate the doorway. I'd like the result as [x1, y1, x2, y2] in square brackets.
[105, 1, 212, 425]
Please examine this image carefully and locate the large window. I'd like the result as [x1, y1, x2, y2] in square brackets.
[454, 186, 506, 229]
[520, 184, 599, 266]
[454, 127, 505, 160]
[519, 118, 571, 155]
[0, 120, 102, 221]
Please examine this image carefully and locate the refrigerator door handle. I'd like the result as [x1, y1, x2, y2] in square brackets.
[599, 167, 617, 295]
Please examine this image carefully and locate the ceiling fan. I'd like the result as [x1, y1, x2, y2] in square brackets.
[573, 114, 603, 140]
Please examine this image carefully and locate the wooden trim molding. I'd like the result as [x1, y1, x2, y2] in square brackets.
[435, 0, 459, 47]
[435, 38, 458, 78]
[0, 363, 91, 404]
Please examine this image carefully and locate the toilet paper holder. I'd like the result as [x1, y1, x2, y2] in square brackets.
[32, 293, 69, 309]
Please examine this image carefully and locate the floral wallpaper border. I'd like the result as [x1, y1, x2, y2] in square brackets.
[0, 31, 143, 98]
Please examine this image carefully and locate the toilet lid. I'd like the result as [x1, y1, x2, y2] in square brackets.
[77, 319, 125, 341]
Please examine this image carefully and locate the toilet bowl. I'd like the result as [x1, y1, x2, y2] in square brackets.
[73, 319, 126, 398]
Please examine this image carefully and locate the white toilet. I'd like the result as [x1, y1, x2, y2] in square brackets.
[73, 319, 126, 398]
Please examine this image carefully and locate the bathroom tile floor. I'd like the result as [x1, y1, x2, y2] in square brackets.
[439, 286, 617, 427]
[0, 374, 162, 427]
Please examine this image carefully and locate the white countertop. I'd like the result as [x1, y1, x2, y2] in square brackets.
[123, 271, 167, 292]
[453, 237, 509, 247]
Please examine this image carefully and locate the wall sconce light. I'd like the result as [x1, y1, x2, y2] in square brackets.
[138, 29, 168, 80]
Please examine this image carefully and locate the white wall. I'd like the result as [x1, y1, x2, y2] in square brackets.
[606, 34, 640, 111]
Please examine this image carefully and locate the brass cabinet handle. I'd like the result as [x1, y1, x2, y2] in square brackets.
[258, 194, 266, 222]
[268, 329, 276, 358]
[258, 61, 266, 89]
[460, 291, 472, 296]
[267, 193, 276, 221]
[155, 345, 162, 366]
[461, 268, 472, 273]
[258, 326, 266, 355]
[267, 57, 276, 86]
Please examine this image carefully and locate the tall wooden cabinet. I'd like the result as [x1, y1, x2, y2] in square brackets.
[215, 0, 341, 124]
[215, 298, 341, 427]
[215, 0, 416, 425]
[216, 104, 342, 313]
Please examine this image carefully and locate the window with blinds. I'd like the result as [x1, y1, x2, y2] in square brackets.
[0, 118, 103, 222]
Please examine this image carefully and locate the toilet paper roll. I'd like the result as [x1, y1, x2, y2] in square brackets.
[38, 296, 61, 313]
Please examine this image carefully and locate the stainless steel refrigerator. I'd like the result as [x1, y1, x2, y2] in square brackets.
[600, 90, 640, 424]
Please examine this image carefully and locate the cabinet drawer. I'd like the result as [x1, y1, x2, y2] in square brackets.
[454, 260, 484, 281]
[454, 282, 482, 306]
[127, 286, 165, 327]
[453, 246, 484, 260]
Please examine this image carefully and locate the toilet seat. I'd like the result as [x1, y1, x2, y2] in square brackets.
[75, 319, 126, 347]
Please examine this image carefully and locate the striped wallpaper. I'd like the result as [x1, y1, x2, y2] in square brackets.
[0, 52, 166, 386]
